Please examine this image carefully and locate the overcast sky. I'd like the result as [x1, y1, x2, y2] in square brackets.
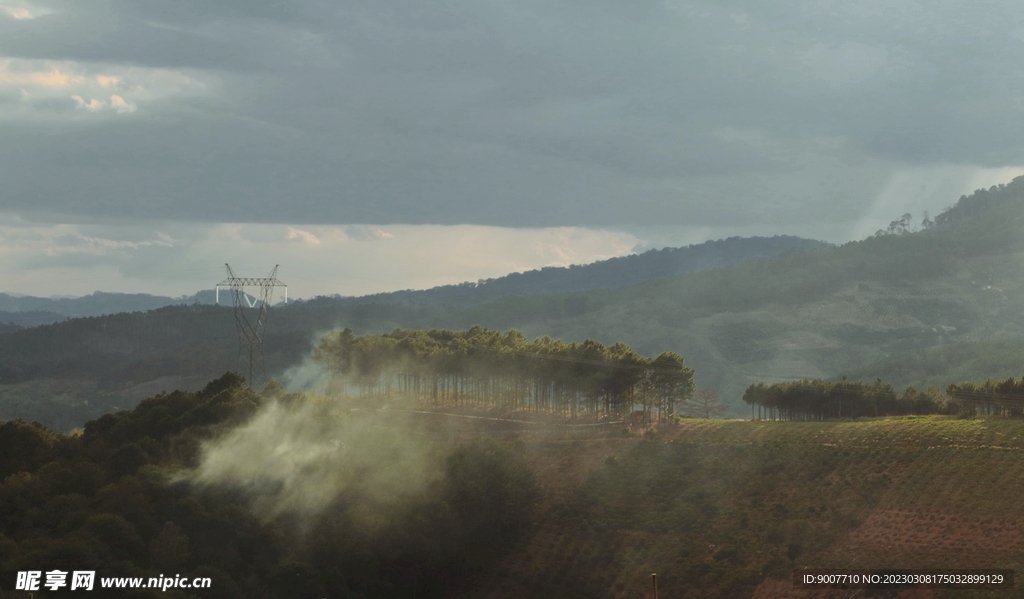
[2, 0, 1023, 297]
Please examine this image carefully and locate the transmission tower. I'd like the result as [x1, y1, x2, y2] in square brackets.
[215, 264, 287, 388]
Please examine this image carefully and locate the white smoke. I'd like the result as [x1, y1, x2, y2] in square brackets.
[186, 399, 438, 520]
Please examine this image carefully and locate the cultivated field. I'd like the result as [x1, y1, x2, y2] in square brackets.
[470, 416, 1024, 599]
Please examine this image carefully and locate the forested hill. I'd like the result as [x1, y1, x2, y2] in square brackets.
[4, 178, 1024, 427]
[357, 235, 830, 304]
[934, 176, 1024, 227]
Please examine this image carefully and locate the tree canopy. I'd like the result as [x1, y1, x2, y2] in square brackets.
[742, 379, 951, 421]
[313, 327, 695, 421]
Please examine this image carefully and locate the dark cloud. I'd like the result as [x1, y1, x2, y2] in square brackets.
[1, 0, 1024, 228]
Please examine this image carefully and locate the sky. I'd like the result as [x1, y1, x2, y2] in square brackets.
[2, 0, 1024, 298]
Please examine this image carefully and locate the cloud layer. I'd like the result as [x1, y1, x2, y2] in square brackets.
[0, 214, 641, 297]
[2, 0, 1023, 230]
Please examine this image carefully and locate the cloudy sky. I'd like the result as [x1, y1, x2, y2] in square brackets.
[2, 0, 1023, 297]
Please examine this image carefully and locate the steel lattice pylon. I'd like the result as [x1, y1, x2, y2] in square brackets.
[216, 264, 287, 388]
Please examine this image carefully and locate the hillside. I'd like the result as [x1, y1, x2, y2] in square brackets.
[842, 338, 1024, 392]
[0, 378, 541, 599]
[2, 380, 1023, 599]
[443, 177, 1024, 402]
[494, 416, 1024, 599]
[3, 178, 1024, 427]
[357, 235, 829, 304]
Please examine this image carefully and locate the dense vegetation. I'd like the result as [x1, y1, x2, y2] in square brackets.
[742, 375, 1024, 421]
[934, 179, 1024, 228]
[0, 305, 244, 386]
[741, 379, 952, 420]
[946, 376, 1024, 417]
[312, 327, 694, 421]
[0, 374, 540, 598]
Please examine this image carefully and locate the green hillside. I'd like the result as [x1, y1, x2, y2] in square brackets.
[3, 378, 1024, 598]
[0, 377, 541, 599]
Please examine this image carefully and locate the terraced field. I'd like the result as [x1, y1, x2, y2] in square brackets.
[475, 417, 1024, 599]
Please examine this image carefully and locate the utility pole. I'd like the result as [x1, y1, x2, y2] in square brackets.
[216, 264, 287, 388]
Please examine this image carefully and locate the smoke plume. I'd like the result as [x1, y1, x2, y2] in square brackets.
[187, 398, 438, 521]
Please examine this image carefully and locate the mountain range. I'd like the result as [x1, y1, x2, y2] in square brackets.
[4, 178, 1024, 429]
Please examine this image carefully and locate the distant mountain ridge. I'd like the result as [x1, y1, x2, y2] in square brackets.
[0, 235, 829, 325]
[0, 291, 200, 318]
